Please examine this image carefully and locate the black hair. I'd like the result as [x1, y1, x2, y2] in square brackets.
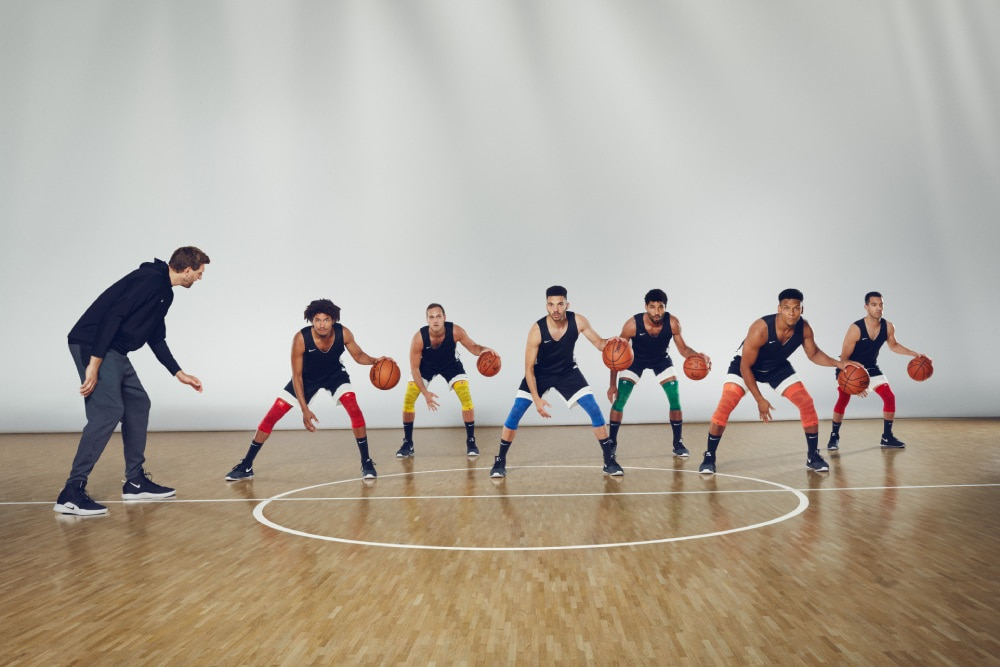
[778, 288, 804, 302]
[304, 299, 340, 322]
[645, 289, 667, 305]
[546, 285, 567, 298]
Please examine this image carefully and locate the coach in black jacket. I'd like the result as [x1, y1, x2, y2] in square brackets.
[53, 246, 210, 516]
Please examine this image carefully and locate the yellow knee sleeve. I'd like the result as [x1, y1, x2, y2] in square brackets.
[454, 380, 474, 411]
[402, 381, 420, 413]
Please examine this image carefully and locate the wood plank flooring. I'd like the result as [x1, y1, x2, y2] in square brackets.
[2, 418, 998, 665]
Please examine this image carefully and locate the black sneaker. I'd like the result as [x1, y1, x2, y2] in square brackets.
[122, 471, 176, 500]
[361, 459, 377, 479]
[466, 440, 480, 457]
[698, 452, 716, 475]
[880, 435, 905, 449]
[827, 435, 840, 451]
[806, 454, 830, 472]
[490, 457, 506, 478]
[225, 460, 254, 481]
[672, 441, 690, 458]
[53, 481, 108, 516]
[396, 441, 414, 458]
[603, 456, 624, 476]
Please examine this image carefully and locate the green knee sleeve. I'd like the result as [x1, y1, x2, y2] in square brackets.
[662, 379, 681, 411]
[612, 379, 635, 412]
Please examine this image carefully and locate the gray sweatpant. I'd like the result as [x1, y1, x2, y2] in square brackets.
[67, 344, 151, 484]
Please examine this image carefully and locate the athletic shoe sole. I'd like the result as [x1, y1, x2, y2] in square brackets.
[52, 502, 108, 516]
[122, 490, 176, 500]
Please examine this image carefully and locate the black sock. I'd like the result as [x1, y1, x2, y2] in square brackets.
[356, 437, 370, 461]
[883, 419, 893, 437]
[244, 440, 263, 464]
[498, 439, 512, 463]
[670, 420, 683, 443]
[403, 422, 413, 443]
[599, 437, 615, 463]
[609, 421, 621, 441]
[706, 434, 722, 456]
[465, 421, 476, 442]
[806, 432, 819, 456]
[831, 422, 842, 436]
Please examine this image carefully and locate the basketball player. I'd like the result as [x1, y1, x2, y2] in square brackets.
[225, 299, 388, 481]
[607, 288, 711, 458]
[827, 292, 928, 450]
[397, 303, 496, 458]
[490, 286, 620, 478]
[698, 288, 861, 475]
[54, 247, 210, 516]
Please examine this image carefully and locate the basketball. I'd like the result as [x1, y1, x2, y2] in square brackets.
[602, 339, 633, 371]
[838, 365, 870, 395]
[683, 356, 709, 381]
[907, 356, 933, 381]
[477, 350, 501, 377]
[369, 358, 401, 390]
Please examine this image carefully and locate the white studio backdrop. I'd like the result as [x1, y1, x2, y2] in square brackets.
[1, 1, 998, 435]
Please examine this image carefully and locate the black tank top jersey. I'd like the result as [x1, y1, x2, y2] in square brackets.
[849, 318, 887, 368]
[632, 313, 673, 366]
[745, 314, 804, 374]
[301, 324, 346, 381]
[420, 322, 459, 373]
[536, 312, 578, 376]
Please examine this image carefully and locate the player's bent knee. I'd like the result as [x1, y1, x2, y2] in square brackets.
[258, 397, 293, 434]
[784, 382, 818, 428]
[340, 392, 366, 428]
[612, 379, 635, 412]
[874, 384, 896, 413]
[504, 397, 531, 430]
[577, 393, 606, 428]
[402, 382, 420, 413]
[711, 383, 744, 427]
[454, 380, 474, 411]
[662, 379, 681, 411]
[834, 387, 851, 414]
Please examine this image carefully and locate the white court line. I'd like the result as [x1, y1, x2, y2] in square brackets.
[5, 481, 1000, 507]
[252, 467, 810, 551]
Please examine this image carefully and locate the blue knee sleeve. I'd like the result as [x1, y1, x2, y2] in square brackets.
[504, 397, 532, 430]
[577, 393, 606, 428]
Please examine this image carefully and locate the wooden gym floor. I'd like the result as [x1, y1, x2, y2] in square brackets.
[2, 418, 999, 665]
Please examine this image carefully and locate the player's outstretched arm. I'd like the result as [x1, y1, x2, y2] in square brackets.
[803, 321, 858, 370]
[670, 315, 711, 367]
[576, 313, 610, 351]
[885, 321, 927, 359]
[454, 324, 493, 357]
[739, 320, 774, 422]
[343, 326, 385, 366]
[290, 332, 318, 432]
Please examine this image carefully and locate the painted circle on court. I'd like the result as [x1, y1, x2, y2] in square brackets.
[252, 465, 810, 551]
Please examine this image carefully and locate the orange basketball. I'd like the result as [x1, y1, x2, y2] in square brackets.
[477, 350, 501, 377]
[602, 339, 633, 371]
[838, 365, 870, 395]
[907, 356, 933, 381]
[369, 358, 401, 390]
[683, 356, 709, 381]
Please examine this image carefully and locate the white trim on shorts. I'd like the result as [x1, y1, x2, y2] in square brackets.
[725, 372, 801, 396]
[515, 386, 594, 408]
[620, 366, 677, 384]
[282, 383, 355, 407]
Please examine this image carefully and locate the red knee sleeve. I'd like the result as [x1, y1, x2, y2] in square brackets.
[834, 387, 852, 414]
[258, 397, 293, 434]
[340, 392, 366, 428]
[783, 382, 818, 428]
[874, 384, 896, 413]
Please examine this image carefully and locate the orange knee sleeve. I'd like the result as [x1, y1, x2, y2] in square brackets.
[783, 382, 818, 428]
[711, 383, 745, 427]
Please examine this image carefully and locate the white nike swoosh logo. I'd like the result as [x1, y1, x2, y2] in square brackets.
[129, 482, 141, 488]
